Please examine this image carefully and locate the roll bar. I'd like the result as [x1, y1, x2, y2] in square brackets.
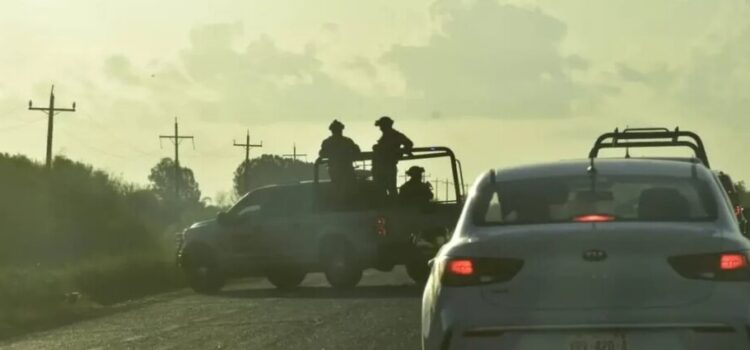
[588, 127, 710, 168]
[314, 146, 465, 204]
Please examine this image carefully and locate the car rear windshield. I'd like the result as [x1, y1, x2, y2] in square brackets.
[473, 174, 718, 226]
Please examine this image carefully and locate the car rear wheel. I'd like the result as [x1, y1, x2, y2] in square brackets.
[266, 267, 306, 289]
[183, 247, 225, 295]
[323, 243, 362, 289]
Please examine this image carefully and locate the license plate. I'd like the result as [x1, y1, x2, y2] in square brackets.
[567, 333, 628, 350]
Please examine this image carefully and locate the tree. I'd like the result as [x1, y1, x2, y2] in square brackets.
[148, 158, 201, 205]
[233, 154, 326, 196]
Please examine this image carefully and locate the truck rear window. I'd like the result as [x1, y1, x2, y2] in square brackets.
[474, 174, 718, 225]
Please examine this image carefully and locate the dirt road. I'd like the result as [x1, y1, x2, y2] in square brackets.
[0, 269, 422, 350]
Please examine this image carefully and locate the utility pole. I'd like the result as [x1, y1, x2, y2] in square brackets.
[159, 118, 194, 199]
[233, 129, 262, 193]
[444, 178, 451, 202]
[283, 143, 307, 162]
[28, 85, 76, 168]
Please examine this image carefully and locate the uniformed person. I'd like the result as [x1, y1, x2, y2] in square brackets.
[399, 166, 433, 206]
[372, 116, 413, 198]
[319, 119, 361, 188]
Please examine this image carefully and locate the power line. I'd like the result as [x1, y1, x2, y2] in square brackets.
[0, 116, 46, 133]
[28, 85, 77, 168]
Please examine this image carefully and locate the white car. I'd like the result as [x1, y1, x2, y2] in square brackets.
[422, 158, 750, 350]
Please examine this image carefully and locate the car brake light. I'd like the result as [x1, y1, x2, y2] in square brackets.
[449, 259, 474, 275]
[573, 214, 615, 222]
[721, 254, 747, 270]
[669, 252, 750, 281]
[441, 257, 524, 287]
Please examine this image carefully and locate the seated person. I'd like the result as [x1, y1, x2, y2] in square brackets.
[399, 166, 434, 207]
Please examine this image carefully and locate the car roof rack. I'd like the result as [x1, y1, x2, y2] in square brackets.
[588, 126, 710, 168]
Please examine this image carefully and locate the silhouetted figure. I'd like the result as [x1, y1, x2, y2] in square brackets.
[399, 166, 433, 207]
[372, 116, 413, 198]
[320, 119, 361, 190]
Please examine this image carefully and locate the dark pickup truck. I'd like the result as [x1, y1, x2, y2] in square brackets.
[177, 147, 465, 294]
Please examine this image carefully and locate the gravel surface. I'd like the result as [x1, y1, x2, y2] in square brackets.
[0, 268, 422, 350]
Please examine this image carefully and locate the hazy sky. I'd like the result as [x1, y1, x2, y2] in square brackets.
[2, 0, 750, 199]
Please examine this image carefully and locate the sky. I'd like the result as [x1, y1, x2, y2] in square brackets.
[2, 0, 750, 200]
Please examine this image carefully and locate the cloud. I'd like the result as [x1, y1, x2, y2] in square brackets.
[382, 0, 590, 118]
[99, 23, 368, 124]
[103, 55, 141, 86]
[616, 63, 675, 88]
[676, 23, 750, 126]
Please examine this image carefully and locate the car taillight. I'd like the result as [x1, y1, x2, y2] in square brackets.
[669, 252, 750, 281]
[721, 254, 748, 270]
[573, 214, 616, 223]
[440, 257, 524, 287]
[375, 217, 387, 236]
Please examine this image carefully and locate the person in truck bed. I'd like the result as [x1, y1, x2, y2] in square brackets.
[399, 166, 433, 207]
[372, 116, 413, 199]
[319, 119, 361, 193]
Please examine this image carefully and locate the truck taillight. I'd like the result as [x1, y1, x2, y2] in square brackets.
[376, 217, 387, 236]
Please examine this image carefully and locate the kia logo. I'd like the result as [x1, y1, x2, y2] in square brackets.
[582, 249, 607, 262]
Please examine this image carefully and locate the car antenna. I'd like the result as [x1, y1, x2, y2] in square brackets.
[489, 169, 497, 184]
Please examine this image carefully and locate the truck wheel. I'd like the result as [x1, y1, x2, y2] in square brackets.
[183, 247, 225, 295]
[406, 259, 430, 285]
[323, 244, 362, 289]
[267, 267, 306, 289]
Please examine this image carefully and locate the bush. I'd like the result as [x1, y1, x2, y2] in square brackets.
[72, 254, 184, 305]
[0, 153, 214, 339]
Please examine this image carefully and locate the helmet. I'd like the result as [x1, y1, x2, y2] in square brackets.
[374, 116, 394, 127]
[406, 166, 425, 177]
[329, 119, 344, 131]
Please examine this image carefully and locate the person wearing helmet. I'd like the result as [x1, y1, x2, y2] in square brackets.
[319, 119, 361, 190]
[399, 166, 433, 207]
[373, 116, 413, 198]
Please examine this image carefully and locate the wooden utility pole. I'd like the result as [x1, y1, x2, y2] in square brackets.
[159, 118, 194, 198]
[28, 85, 76, 168]
[233, 129, 262, 193]
[283, 143, 307, 162]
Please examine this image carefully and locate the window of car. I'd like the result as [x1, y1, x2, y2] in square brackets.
[475, 174, 719, 226]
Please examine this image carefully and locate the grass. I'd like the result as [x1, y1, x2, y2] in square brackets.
[0, 252, 185, 340]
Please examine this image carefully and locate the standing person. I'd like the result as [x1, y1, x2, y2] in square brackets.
[399, 166, 433, 207]
[319, 119, 361, 189]
[372, 116, 413, 198]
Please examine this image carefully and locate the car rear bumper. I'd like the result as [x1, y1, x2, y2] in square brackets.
[423, 284, 750, 350]
[435, 323, 748, 350]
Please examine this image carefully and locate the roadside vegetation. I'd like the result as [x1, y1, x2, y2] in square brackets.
[0, 154, 218, 339]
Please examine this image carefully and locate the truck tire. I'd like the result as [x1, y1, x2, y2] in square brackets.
[267, 267, 306, 289]
[406, 259, 430, 285]
[323, 243, 362, 289]
[182, 246, 225, 295]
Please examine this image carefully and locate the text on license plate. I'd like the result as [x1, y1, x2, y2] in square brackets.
[568, 333, 628, 350]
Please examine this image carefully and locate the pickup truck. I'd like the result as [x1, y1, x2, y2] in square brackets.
[177, 147, 465, 294]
